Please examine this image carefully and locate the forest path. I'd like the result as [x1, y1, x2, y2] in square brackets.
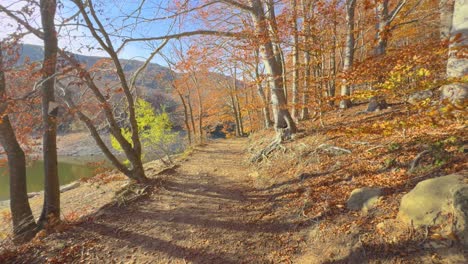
[26, 138, 307, 263]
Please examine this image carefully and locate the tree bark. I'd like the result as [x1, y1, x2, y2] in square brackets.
[439, 0, 455, 41]
[339, 0, 356, 109]
[233, 69, 244, 136]
[300, 0, 312, 120]
[440, 0, 468, 106]
[0, 44, 38, 243]
[249, 0, 297, 134]
[190, 75, 204, 144]
[39, 0, 60, 225]
[328, 18, 337, 106]
[178, 93, 192, 145]
[187, 91, 197, 140]
[254, 49, 273, 128]
[291, 0, 299, 119]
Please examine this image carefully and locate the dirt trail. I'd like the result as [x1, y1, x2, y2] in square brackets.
[15, 139, 307, 263]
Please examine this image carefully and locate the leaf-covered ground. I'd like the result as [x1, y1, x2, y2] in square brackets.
[1, 103, 467, 263]
[248, 103, 467, 263]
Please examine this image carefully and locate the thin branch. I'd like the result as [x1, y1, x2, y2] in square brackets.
[129, 38, 169, 97]
[121, 30, 245, 46]
[388, 0, 407, 24]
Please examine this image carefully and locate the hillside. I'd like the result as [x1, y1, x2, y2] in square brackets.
[18, 44, 174, 92]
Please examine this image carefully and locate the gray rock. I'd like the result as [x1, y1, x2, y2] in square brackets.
[398, 172, 468, 246]
[366, 97, 387, 112]
[346, 187, 382, 211]
[408, 90, 433, 105]
[440, 83, 468, 106]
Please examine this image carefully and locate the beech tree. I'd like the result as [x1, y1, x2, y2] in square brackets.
[38, 0, 60, 225]
[440, 0, 467, 105]
[339, 0, 356, 109]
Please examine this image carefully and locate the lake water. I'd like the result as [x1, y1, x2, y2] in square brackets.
[0, 159, 95, 201]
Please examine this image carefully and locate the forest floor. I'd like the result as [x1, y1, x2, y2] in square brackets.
[0, 104, 467, 264]
[0, 139, 310, 263]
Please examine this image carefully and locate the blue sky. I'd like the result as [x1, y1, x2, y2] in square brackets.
[0, 0, 202, 65]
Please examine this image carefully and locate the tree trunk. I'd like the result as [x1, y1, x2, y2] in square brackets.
[439, 0, 455, 41]
[192, 77, 203, 144]
[249, 0, 297, 134]
[300, 0, 312, 120]
[254, 49, 273, 128]
[178, 92, 192, 145]
[263, 0, 288, 102]
[0, 44, 37, 243]
[440, 0, 468, 106]
[291, 0, 299, 119]
[235, 92, 244, 136]
[367, 0, 389, 112]
[230, 93, 242, 137]
[187, 92, 197, 140]
[327, 7, 337, 106]
[374, 0, 389, 56]
[367, 0, 406, 112]
[39, 0, 60, 225]
[339, 0, 356, 109]
[233, 72, 244, 136]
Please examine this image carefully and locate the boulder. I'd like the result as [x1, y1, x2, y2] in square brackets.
[407, 89, 433, 105]
[398, 172, 468, 246]
[440, 83, 468, 106]
[366, 96, 388, 112]
[346, 187, 382, 212]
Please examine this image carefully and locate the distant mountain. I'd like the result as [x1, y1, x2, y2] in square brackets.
[17, 44, 174, 92]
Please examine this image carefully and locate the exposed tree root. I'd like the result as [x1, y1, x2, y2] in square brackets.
[315, 144, 352, 156]
[250, 131, 284, 163]
[114, 184, 150, 207]
[409, 150, 431, 173]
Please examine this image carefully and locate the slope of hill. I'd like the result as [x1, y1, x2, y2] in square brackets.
[17, 44, 174, 92]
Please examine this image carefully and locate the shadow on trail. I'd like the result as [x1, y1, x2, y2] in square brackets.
[74, 139, 315, 262]
[89, 222, 240, 264]
[133, 208, 313, 234]
[163, 178, 248, 202]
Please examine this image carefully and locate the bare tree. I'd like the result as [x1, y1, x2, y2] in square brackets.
[291, 0, 300, 119]
[0, 0, 152, 183]
[38, 0, 60, 226]
[300, 0, 314, 120]
[0, 43, 38, 243]
[339, 0, 356, 109]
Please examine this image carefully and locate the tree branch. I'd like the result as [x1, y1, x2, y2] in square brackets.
[388, 0, 407, 24]
[129, 39, 169, 97]
[121, 30, 245, 46]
